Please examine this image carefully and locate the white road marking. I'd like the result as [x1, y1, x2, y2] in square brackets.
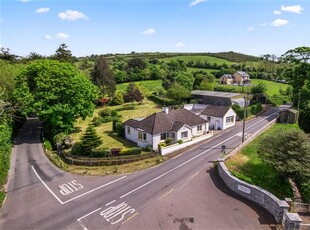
[60, 180, 83, 195]
[77, 207, 102, 222]
[32, 165, 127, 205]
[190, 172, 200, 179]
[100, 202, 135, 225]
[77, 207, 102, 230]
[121, 212, 139, 225]
[105, 200, 116, 206]
[120, 111, 278, 199]
[158, 189, 174, 200]
[62, 176, 127, 204]
[31, 165, 64, 204]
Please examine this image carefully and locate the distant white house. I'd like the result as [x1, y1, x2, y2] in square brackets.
[123, 108, 209, 151]
[185, 104, 237, 130]
[219, 71, 250, 85]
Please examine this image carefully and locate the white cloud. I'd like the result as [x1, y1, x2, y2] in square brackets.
[270, 19, 289, 27]
[56, 33, 70, 39]
[247, 27, 254, 32]
[44, 34, 53, 40]
[274, 10, 282, 15]
[189, 0, 206, 8]
[175, 42, 185, 48]
[35, 8, 50, 14]
[58, 10, 88, 21]
[281, 5, 303, 14]
[143, 28, 156, 35]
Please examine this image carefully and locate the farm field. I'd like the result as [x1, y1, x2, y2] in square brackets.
[159, 55, 235, 65]
[215, 79, 288, 96]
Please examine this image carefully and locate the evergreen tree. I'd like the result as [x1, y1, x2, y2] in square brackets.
[80, 125, 102, 155]
[91, 55, 116, 98]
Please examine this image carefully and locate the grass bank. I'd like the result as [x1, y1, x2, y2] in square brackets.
[225, 123, 296, 199]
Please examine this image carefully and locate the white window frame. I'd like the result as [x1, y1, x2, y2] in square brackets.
[197, 124, 202, 132]
[138, 132, 147, 141]
[160, 132, 167, 140]
[226, 116, 234, 124]
[181, 131, 188, 139]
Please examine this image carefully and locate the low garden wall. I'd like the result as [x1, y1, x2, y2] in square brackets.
[160, 132, 213, 156]
[217, 160, 289, 223]
[59, 151, 158, 166]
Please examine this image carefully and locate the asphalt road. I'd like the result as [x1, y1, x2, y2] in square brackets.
[0, 107, 283, 230]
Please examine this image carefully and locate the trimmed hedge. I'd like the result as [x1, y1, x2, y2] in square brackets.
[148, 94, 176, 106]
[120, 147, 142, 156]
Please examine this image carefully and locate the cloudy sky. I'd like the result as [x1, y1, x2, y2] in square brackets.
[1, 0, 309, 57]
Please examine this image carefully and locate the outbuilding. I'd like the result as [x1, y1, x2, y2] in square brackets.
[278, 109, 298, 124]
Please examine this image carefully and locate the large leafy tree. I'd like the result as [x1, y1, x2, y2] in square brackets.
[91, 55, 116, 98]
[281, 47, 310, 132]
[13, 60, 98, 136]
[258, 128, 310, 181]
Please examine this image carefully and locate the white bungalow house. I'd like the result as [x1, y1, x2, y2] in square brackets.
[123, 108, 209, 151]
[185, 104, 237, 130]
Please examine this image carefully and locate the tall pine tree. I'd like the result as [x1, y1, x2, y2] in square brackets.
[80, 125, 102, 155]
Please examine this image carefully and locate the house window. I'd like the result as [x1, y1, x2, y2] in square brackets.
[226, 116, 234, 124]
[160, 133, 167, 140]
[138, 132, 147, 141]
[171, 132, 176, 139]
[127, 126, 131, 135]
[181, 131, 188, 139]
[197, 124, 202, 132]
[207, 116, 211, 121]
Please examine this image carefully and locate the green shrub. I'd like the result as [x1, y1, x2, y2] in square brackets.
[177, 140, 183, 144]
[92, 116, 104, 127]
[53, 132, 66, 145]
[112, 120, 124, 137]
[165, 138, 173, 145]
[120, 147, 142, 156]
[300, 180, 310, 203]
[90, 149, 111, 157]
[71, 142, 82, 155]
[111, 110, 120, 117]
[99, 108, 112, 117]
[43, 140, 52, 151]
[158, 142, 166, 148]
[145, 145, 153, 152]
[111, 92, 124, 105]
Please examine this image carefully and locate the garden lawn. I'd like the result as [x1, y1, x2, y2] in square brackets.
[71, 99, 162, 150]
[225, 123, 295, 200]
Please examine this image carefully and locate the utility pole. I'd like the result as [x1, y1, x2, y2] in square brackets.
[242, 94, 247, 143]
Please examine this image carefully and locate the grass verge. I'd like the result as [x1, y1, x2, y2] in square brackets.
[225, 123, 296, 199]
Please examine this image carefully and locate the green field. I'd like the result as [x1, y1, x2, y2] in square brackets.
[225, 123, 295, 199]
[251, 79, 288, 96]
[215, 79, 288, 96]
[116, 80, 163, 93]
[159, 55, 235, 65]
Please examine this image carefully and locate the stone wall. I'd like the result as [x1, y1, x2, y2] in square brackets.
[218, 160, 289, 223]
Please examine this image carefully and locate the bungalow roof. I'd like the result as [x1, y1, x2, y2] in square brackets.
[124, 108, 207, 135]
